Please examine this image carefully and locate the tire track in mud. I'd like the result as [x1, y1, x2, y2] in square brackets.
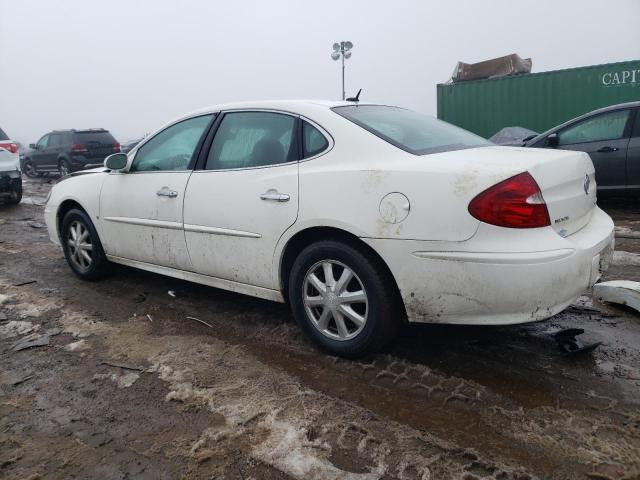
[0, 277, 536, 480]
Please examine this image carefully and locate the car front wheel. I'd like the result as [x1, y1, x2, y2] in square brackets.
[289, 240, 399, 358]
[61, 208, 110, 280]
[23, 160, 38, 178]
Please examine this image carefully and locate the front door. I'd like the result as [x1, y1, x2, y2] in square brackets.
[99, 114, 214, 270]
[184, 111, 299, 289]
[556, 108, 632, 191]
[627, 108, 640, 193]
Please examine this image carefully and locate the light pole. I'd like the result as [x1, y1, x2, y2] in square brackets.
[331, 41, 353, 101]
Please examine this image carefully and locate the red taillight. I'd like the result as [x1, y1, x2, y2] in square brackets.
[468, 172, 550, 229]
[71, 143, 88, 153]
[112, 142, 120, 152]
[0, 142, 18, 154]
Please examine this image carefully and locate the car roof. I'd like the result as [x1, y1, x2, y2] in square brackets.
[526, 101, 640, 145]
[183, 99, 370, 118]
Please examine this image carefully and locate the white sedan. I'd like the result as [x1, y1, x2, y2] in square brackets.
[44, 100, 615, 357]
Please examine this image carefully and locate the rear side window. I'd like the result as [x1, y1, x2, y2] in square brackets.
[0, 128, 8, 141]
[333, 105, 489, 155]
[72, 131, 116, 145]
[302, 121, 329, 158]
[206, 112, 297, 170]
[49, 134, 62, 146]
[558, 110, 630, 146]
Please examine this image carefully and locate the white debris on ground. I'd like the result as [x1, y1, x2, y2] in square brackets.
[594, 280, 640, 314]
[63, 339, 91, 352]
[0, 293, 11, 305]
[0, 320, 38, 339]
[93, 372, 140, 388]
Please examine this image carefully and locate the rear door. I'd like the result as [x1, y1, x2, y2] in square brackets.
[183, 110, 300, 289]
[47, 133, 65, 169]
[32, 134, 51, 169]
[556, 109, 632, 192]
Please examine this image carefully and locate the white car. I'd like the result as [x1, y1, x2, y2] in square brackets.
[0, 126, 22, 205]
[44, 100, 614, 357]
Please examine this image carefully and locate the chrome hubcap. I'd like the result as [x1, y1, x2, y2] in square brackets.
[302, 260, 368, 341]
[67, 221, 93, 269]
[25, 162, 36, 176]
[59, 163, 69, 176]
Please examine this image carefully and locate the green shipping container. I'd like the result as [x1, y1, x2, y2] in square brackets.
[437, 60, 640, 138]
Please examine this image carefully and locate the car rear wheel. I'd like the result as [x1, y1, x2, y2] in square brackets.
[23, 160, 38, 178]
[58, 160, 71, 177]
[289, 240, 399, 358]
[61, 208, 110, 280]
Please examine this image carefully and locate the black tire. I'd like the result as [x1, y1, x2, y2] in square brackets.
[23, 159, 39, 178]
[6, 181, 22, 205]
[289, 240, 399, 358]
[58, 159, 71, 177]
[61, 208, 110, 280]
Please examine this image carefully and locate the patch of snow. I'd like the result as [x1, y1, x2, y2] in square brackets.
[63, 339, 91, 352]
[0, 320, 38, 339]
[93, 372, 140, 388]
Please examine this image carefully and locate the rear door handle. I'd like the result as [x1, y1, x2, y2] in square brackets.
[597, 146, 619, 153]
[260, 190, 290, 202]
[157, 188, 178, 198]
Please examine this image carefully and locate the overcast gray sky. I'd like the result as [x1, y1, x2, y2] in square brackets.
[1, 0, 639, 144]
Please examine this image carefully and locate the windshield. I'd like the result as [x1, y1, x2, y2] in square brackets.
[333, 105, 490, 155]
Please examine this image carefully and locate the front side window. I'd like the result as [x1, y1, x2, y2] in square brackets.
[558, 110, 630, 146]
[49, 134, 61, 147]
[333, 105, 489, 155]
[302, 121, 329, 158]
[37, 135, 49, 149]
[206, 112, 297, 170]
[131, 114, 213, 172]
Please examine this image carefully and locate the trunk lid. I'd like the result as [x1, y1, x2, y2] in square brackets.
[73, 131, 117, 160]
[526, 149, 596, 237]
[389, 146, 597, 240]
[0, 149, 19, 173]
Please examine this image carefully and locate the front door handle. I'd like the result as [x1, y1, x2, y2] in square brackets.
[157, 188, 178, 198]
[597, 146, 619, 153]
[260, 190, 290, 202]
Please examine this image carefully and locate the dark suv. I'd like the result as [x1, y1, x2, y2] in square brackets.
[23, 129, 120, 177]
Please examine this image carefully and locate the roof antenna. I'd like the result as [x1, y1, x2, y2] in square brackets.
[346, 89, 362, 102]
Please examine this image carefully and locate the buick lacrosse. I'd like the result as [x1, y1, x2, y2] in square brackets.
[44, 100, 615, 357]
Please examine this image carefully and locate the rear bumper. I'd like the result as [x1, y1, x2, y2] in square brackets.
[364, 207, 615, 325]
[0, 171, 21, 195]
[69, 156, 106, 171]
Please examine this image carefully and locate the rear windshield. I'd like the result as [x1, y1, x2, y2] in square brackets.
[72, 131, 115, 144]
[332, 105, 490, 155]
[0, 128, 9, 141]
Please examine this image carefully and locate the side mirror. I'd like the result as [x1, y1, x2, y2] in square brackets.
[547, 133, 559, 148]
[29, 143, 36, 149]
[104, 153, 128, 171]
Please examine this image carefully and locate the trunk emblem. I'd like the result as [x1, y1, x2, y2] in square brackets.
[583, 174, 591, 195]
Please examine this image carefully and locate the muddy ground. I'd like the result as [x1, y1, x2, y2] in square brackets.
[1, 177, 639, 480]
